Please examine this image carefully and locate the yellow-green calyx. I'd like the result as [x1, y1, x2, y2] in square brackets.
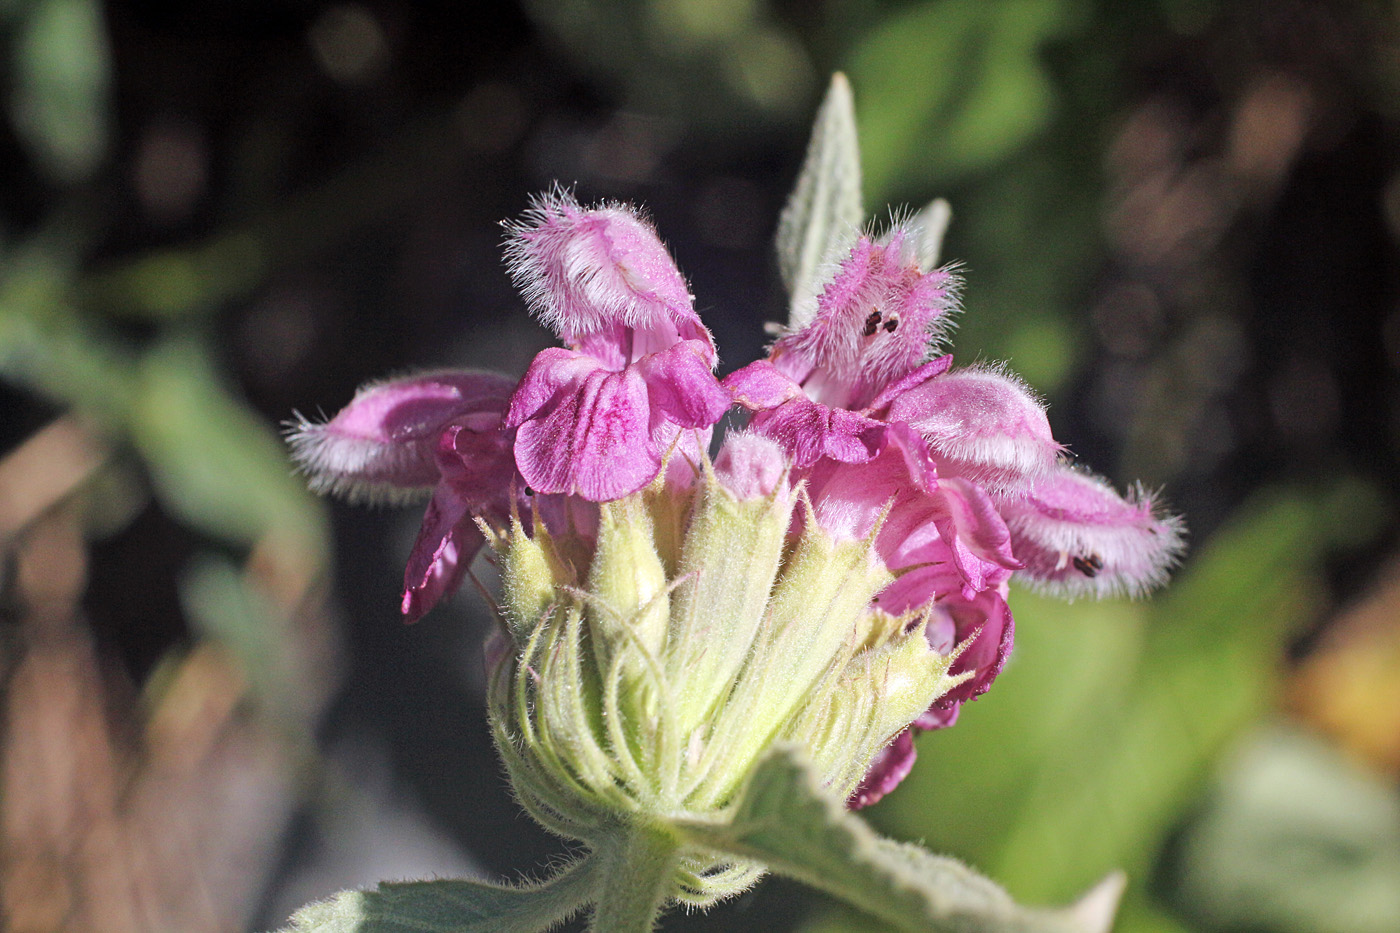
[487, 464, 962, 906]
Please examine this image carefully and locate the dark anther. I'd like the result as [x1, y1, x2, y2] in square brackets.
[883, 318, 899, 332]
[1072, 553, 1103, 577]
[862, 310, 882, 337]
[524, 486, 534, 497]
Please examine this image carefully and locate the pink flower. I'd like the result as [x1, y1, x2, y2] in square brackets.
[806, 423, 1019, 601]
[734, 220, 1183, 604]
[998, 465, 1186, 600]
[503, 190, 731, 501]
[723, 221, 1183, 808]
[727, 226, 1061, 491]
[288, 370, 521, 623]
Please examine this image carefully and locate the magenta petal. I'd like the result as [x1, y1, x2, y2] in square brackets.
[401, 480, 484, 624]
[888, 365, 1061, 492]
[723, 359, 804, 410]
[808, 423, 939, 546]
[930, 476, 1021, 595]
[926, 585, 1014, 713]
[288, 370, 514, 503]
[1000, 465, 1186, 599]
[862, 425, 1017, 598]
[848, 728, 917, 809]
[634, 339, 732, 427]
[401, 415, 518, 623]
[512, 361, 658, 500]
[751, 398, 886, 468]
[863, 354, 953, 414]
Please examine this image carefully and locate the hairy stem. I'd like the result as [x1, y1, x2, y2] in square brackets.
[588, 822, 680, 933]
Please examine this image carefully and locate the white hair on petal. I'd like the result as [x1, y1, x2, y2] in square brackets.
[284, 411, 435, 506]
[1002, 468, 1187, 601]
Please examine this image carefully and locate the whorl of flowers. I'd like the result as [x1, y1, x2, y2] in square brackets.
[288, 76, 1184, 876]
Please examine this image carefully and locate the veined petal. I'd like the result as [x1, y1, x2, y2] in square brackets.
[511, 361, 658, 501]
[724, 359, 805, 411]
[751, 397, 886, 469]
[886, 364, 1061, 492]
[401, 479, 482, 624]
[1000, 465, 1186, 599]
[287, 370, 514, 504]
[505, 188, 714, 362]
[634, 339, 732, 427]
[505, 347, 597, 426]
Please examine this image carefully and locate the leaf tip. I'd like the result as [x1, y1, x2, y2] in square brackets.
[1069, 871, 1126, 933]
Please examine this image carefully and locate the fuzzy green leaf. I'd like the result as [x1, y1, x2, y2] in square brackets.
[681, 747, 1120, 933]
[277, 857, 598, 933]
[777, 73, 865, 328]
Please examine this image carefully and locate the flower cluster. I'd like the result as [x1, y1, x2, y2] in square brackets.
[290, 179, 1182, 833]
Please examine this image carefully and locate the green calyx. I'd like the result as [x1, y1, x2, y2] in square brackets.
[487, 465, 961, 905]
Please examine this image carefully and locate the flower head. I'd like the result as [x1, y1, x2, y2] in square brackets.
[288, 78, 1184, 877]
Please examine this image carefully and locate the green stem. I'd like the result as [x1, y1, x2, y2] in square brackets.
[588, 822, 681, 933]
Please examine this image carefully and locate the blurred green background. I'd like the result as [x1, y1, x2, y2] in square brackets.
[1, 1, 1399, 931]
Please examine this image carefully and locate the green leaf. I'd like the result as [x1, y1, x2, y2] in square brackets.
[278, 857, 599, 933]
[9, 0, 111, 182]
[681, 747, 1120, 933]
[1168, 723, 1400, 932]
[847, 0, 1079, 201]
[131, 336, 326, 553]
[777, 73, 865, 328]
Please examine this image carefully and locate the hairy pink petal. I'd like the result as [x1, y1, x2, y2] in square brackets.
[288, 370, 514, 503]
[1000, 465, 1186, 599]
[505, 189, 713, 362]
[848, 728, 916, 810]
[887, 366, 1061, 492]
[511, 360, 658, 501]
[772, 230, 960, 409]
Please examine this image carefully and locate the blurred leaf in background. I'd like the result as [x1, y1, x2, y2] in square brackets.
[5, 0, 112, 183]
